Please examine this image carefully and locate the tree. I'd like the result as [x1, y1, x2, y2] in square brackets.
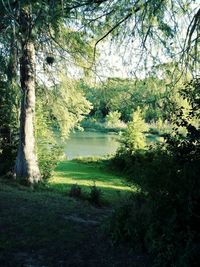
[0, 1, 101, 183]
[0, 0, 198, 184]
[122, 108, 148, 153]
[81, 72, 183, 123]
[35, 78, 91, 180]
[105, 111, 123, 128]
[91, 1, 199, 74]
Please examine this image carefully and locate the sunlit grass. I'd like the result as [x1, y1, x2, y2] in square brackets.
[49, 159, 135, 204]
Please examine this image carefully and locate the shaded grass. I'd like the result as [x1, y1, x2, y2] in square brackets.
[49, 159, 135, 205]
[0, 179, 149, 267]
[0, 157, 148, 266]
[0, 181, 102, 266]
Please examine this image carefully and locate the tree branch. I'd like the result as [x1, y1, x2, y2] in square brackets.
[92, 0, 152, 64]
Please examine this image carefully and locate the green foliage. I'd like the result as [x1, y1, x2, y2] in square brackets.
[105, 111, 126, 129]
[148, 119, 172, 136]
[49, 77, 92, 138]
[122, 108, 148, 153]
[110, 78, 200, 266]
[0, 81, 19, 175]
[107, 193, 149, 250]
[81, 73, 181, 124]
[36, 96, 63, 180]
[106, 111, 121, 126]
[35, 77, 92, 180]
[111, 146, 200, 266]
[55, 27, 94, 67]
[167, 78, 200, 161]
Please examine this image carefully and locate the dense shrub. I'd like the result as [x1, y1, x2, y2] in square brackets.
[121, 108, 148, 154]
[36, 97, 63, 180]
[107, 193, 150, 250]
[109, 79, 200, 266]
[0, 81, 19, 175]
[89, 183, 103, 206]
[105, 111, 125, 129]
[69, 184, 82, 198]
[37, 143, 63, 180]
[110, 147, 200, 266]
[36, 78, 92, 181]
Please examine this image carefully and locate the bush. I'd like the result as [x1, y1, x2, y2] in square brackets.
[145, 108, 161, 122]
[148, 119, 172, 136]
[38, 143, 63, 180]
[105, 111, 125, 129]
[109, 77, 200, 267]
[121, 108, 148, 154]
[69, 184, 82, 198]
[36, 97, 63, 181]
[110, 146, 200, 266]
[108, 194, 149, 250]
[0, 81, 19, 175]
[89, 183, 103, 206]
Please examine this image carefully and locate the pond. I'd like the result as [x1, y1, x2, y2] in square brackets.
[64, 130, 120, 159]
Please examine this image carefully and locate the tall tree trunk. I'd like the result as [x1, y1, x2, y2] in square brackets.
[15, 10, 41, 183]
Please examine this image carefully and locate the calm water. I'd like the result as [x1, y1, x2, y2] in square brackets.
[64, 131, 120, 159]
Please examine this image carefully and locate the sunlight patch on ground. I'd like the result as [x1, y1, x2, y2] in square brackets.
[49, 160, 136, 204]
[50, 176, 133, 192]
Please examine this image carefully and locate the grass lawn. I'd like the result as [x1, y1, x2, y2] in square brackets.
[0, 158, 149, 266]
[49, 158, 135, 205]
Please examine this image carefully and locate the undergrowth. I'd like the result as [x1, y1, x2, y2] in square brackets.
[108, 79, 200, 267]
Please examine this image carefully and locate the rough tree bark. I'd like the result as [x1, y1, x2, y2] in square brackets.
[15, 8, 41, 184]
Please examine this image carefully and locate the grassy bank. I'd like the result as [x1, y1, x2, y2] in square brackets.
[49, 158, 134, 205]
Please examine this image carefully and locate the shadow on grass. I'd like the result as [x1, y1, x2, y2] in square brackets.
[0, 182, 109, 267]
[0, 170, 148, 267]
[49, 159, 135, 206]
[49, 160, 135, 205]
